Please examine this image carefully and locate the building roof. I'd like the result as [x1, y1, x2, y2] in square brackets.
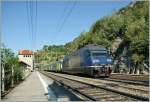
[19, 61, 31, 67]
[18, 50, 33, 55]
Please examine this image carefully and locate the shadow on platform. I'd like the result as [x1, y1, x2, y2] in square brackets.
[47, 81, 81, 101]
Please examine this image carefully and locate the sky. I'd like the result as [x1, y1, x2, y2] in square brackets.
[1, 0, 132, 53]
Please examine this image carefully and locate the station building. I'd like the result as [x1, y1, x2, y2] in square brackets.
[18, 50, 34, 71]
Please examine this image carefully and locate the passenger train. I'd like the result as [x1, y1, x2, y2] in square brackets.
[48, 44, 113, 77]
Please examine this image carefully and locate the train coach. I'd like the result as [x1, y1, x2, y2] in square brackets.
[49, 61, 62, 72]
[62, 44, 113, 77]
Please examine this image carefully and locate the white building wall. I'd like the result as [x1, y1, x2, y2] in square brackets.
[18, 54, 34, 70]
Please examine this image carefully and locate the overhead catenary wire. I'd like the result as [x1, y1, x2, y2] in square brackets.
[56, 1, 77, 36]
[33, 0, 37, 50]
[48, 1, 77, 60]
[26, 1, 76, 50]
[26, 1, 32, 49]
[26, 1, 37, 51]
[29, 2, 34, 49]
[32, 0, 37, 51]
[34, 0, 37, 50]
[55, 2, 69, 34]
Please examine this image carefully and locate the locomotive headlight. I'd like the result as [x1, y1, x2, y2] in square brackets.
[107, 59, 112, 62]
[93, 59, 99, 63]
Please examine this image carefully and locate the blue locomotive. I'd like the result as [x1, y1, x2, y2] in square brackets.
[62, 44, 113, 77]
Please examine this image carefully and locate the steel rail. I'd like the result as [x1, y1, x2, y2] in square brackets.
[40, 71, 149, 101]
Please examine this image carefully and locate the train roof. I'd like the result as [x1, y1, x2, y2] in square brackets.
[82, 44, 107, 51]
[63, 44, 107, 61]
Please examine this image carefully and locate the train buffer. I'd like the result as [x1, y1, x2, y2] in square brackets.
[1, 71, 80, 102]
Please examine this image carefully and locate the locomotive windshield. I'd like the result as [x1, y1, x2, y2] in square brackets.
[91, 51, 108, 57]
[92, 53, 107, 56]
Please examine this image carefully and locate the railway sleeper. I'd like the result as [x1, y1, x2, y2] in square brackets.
[79, 88, 101, 92]
[80, 90, 104, 95]
[95, 85, 149, 101]
[117, 85, 149, 93]
[92, 94, 118, 99]
[75, 86, 92, 90]
[86, 92, 108, 96]
[63, 83, 89, 89]
[78, 88, 102, 93]
[105, 78, 148, 86]
[103, 96, 130, 101]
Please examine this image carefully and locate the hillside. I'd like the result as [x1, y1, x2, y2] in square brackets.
[35, 1, 149, 73]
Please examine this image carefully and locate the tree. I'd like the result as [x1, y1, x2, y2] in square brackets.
[1, 46, 23, 91]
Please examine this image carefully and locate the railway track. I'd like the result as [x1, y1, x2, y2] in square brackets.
[110, 74, 149, 82]
[101, 78, 149, 86]
[40, 71, 149, 101]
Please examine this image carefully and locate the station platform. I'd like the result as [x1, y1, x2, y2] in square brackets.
[2, 71, 48, 102]
[2, 71, 81, 102]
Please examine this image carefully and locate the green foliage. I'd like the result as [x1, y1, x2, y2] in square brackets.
[35, 45, 68, 65]
[1, 46, 23, 90]
[14, 65, 23, 82]
[89, 1, 148, 62]
[132, 54, 144, 63]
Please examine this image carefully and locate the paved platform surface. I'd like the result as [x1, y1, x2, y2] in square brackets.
[2, 71, 48, 102]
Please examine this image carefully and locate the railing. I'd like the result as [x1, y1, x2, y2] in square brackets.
[1, 65, 31, 98]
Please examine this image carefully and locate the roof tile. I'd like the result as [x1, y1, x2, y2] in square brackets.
[18, 50, 33, 55]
